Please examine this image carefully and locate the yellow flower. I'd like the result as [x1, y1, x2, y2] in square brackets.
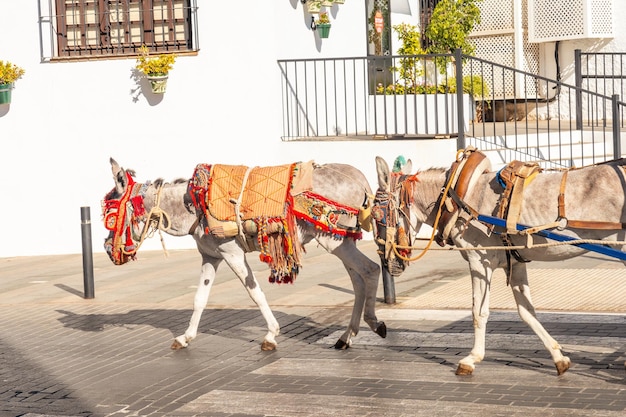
[135, 45, 176, 76]
[0, 61, 25, 85]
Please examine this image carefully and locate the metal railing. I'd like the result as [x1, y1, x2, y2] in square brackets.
[278, 49, 626, 168]
[464, 53, 625, 168]
[575, 49, 626, 130]
[278, 50, 468, 142]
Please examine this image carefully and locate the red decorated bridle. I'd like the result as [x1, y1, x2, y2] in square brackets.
[102, 171, 148, 265]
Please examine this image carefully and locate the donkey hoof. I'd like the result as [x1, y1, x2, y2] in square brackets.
[171, 339, 186, 350]
[334, 339, 350, 350]
[261, 340, 277, 351]
[455, 363, 474, 376]
[375, 322, 387, 338]
[555, 357, 571, 376]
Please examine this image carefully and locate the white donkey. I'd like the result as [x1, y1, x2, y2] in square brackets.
[374, 150, 626, 375]
[102, 158, 386, 351]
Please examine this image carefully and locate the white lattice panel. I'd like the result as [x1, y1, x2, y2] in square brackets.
[473, 0, 514, 33]
[590, 0, 614, 35]
[528, 0, 614, 43]
[467, 0, 540, 97]
[468, 35, 514, 97]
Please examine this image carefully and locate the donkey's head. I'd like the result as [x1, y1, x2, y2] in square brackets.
[373, 156, 417, 277]
[102, 158, 147, 265]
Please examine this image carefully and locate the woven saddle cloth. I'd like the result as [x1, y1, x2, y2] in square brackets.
[188, 161, 314, 225]
[208, 163, 299, 221]
[189, 161, 363, 238]
[188, 162, 316, 284]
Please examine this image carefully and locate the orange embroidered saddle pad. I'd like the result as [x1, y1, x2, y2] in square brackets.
[208, 163, 297, 221]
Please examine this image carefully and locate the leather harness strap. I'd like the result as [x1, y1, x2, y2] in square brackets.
[494, 161, 542, 269]
[506, 163, 541, 233]
[436, 149, 490, 246]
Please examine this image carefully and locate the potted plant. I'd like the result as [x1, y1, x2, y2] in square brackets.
[135, 45, 176, 94]
[0, 60, 25, 105]
[315, 12, 331, 39]
[371, 23, 486, 136]
[391, 23, 426, 91]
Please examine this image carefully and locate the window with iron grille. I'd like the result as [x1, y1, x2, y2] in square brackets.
[40, 0, 199, 61]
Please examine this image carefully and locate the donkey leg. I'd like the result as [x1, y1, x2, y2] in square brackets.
[457, 257, 492, 375]
[327, 239, 384, 349]
[221, 246, 281, 351]
[172, 256, 220, 349]
[509, 262, 570, 375]
[334, 267, 365, 350]
[353, 251, 386, 338]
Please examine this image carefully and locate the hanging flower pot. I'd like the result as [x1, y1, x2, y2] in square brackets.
[315, 11, 331, 38]
[135, 45, 176, 94]
[317, 23, 331, 38]
[306, 0, 322, 14]
[0, 83, 13, 105]
[147, 75, 168, 94]
[0, 60, 25, 105]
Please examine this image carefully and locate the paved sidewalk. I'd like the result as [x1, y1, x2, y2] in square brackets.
[0, 240, 625, 417]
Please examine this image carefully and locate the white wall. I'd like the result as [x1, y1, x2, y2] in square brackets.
[2, 1, 624, 257]
[0, 0, 442, 257]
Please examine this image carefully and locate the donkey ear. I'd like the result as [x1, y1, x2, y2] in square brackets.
[401, 159, 413, 175]
[375, 156, 391, 191]
[110, 157, 127, 195]
[110, 157, 121, 177]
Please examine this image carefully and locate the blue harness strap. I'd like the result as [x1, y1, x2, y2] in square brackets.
[477, 214, 626, 261]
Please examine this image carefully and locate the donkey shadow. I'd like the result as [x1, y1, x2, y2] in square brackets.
[55, 308, 626, 386]
[55, 307, 344, 347]
[386, 316, 626, 384]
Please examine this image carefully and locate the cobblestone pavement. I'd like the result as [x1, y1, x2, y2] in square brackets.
[1, 241, 625, 417]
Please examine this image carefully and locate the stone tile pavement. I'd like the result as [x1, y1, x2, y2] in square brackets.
[1, 241, 625, 417]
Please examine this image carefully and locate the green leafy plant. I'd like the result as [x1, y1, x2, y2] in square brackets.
[390, 23, 426, 90]
[135, 45, 176, 76]
[377, 19, 488, 96]
[376, 81, 453, 95]
[0, 60, 25, 85]
[425, 0, 482, 57]
[461, 74, 490, 98]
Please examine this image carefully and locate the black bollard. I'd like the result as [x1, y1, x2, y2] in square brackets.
[80, 206, 95, 299]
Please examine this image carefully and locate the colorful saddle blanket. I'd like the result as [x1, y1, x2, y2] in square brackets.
[188, 162, 364, 283]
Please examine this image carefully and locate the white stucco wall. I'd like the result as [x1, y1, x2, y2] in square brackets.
[0, 1, 441, 257]
[1, 1, 624, 257]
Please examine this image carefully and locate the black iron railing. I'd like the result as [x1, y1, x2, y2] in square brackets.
[575, 49, 626, 132]
[278, 50, 468, 143]
[278, 49, 626, 168]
